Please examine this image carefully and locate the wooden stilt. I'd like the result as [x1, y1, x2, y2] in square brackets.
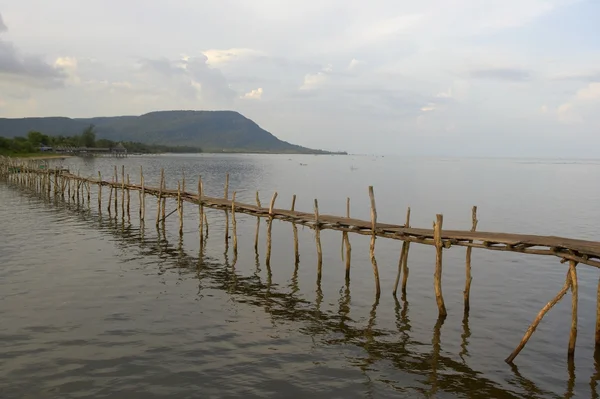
[368, 186, 381, 296]
[156, 168, 164, 226]
[198, 176, 204, 242]
[161, 174, 166, 226]
[177, 181, 183, 236]
[126, 174, 131, 220]
[568, 261, 578, 359]
[265, 192, 278, 267]
[596, 277, 600, 350]
[121, 165, 125, 218]
[113, 166, 118, 214]
[107, 183, 113, 213]
[232, 191, 238, 257]
[393, 207, 411, 296]
[343, 197, 351, 280]
[224, 173, 229, 247]
[464, 206, 478, 312]
[314, 199, 323, 279]
[255, 191, 261, 253]
[401, 207, 412, 296]
[140, 166, 145, 222]
[506, 270, 572, 363]
[433, 214, 447, 317]
[292, 194, 299, 265]
[98, 172, 102, 211]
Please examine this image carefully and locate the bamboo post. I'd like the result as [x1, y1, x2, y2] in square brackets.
[224, 173, 229, 247]
[232, 191, 238, 257]
[177, 181, 183, 236]
[121, 165, 125, 218]
[113, 166, 118, 214]
[97, 172, 102, 211]
[596, 276, 600, 350]
[401, 208, 411, 296]
[87, 181, 91, 204]
[368, 186, 381, 296]
[464, 206, 478, 312]
[393, 207, 412, 297]
[343, 197, 351, 280]
[315, 198, 323, 279]
[433, 214, 447, 317]
[161, 175, 166, 225]
[506, 270, 572, 363]
[292, 194, 299, 264]
[265, 192, 278, 267]
[140, 166, 145, 222]
[255, 191, 261, 253]
[107, 181, 113, 213]
[54, 169, 58, 197]
[156, 168, 164, 226]
[198, 176, 205, 241]
[126, 174, 131, 220]
[568, 261, 578, 359]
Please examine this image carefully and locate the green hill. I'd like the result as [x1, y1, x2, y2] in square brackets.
[0, 110, 342, 154]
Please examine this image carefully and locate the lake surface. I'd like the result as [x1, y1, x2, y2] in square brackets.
[2, 154, 600, 398]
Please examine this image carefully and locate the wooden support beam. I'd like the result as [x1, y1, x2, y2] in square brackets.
[506, 270, 572, 363]
[255, 191, 261, 253]
[434, 214, 447, 317]
[265, 192, 278, 267]
[315, 198, 323, 280]
[465, 206, 478, 313]
[232, 191, 238, 258]
[343, 197, 351, 280]
[369, 186, 381, 297]
[568, 261, 578, 359]
[292, 194, 299, 265]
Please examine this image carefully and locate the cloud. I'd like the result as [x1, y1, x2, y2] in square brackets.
[556, 83, 600, 125]
[139, 55, 235, 104]
[435, 88, 452, 98]
[557, 103, 582, 124]
[299, 65, 333, 90]
[421, 103, 436, 112]
[0, 12, 6, 33]
[468, 67, 532, 81]
[203, 48, 264, 66]
[241, 87, 263, 100]
[347, 58, 364, 71]
[0, 12, 65, 87]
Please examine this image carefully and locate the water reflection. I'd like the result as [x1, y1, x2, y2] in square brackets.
[8, 184, 571, 398]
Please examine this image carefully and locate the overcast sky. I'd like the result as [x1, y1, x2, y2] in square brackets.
[0, 1, 599, 156]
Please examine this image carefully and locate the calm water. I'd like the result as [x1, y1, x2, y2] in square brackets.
[2, 154, 600, 398]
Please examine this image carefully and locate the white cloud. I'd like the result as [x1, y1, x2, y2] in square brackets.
[575, 82, 600, 101]
[54, 56, 80, 85]
[435, 88, 452, 98]
[540, 105, 548, 114]
[348, 59, 364, 70]
[557, 103, 582, 124]
[299, 65, 332, 90]
[421, 103, 436, 112]
[203, 48, 264, 66]
[557, 82, 600, 124]
[241, 87, 263, 100]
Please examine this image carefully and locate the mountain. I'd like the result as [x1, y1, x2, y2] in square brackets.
[0, 110, 343, 154]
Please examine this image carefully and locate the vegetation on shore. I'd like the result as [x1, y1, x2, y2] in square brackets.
[0, 110, 347, 154]
[0, 125, 202, 156]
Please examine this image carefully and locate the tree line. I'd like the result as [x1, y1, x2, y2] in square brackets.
[0, 125, 202, 155]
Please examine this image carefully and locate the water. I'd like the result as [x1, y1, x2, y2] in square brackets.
[2, 154, 600, 398]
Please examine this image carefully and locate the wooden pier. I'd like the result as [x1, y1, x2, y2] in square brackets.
[1, 156, 598, 365]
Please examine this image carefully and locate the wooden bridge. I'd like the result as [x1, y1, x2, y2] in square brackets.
[1, 156, 598, 365]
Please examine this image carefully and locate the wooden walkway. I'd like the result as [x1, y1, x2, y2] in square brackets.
[55, 171, 600, 269]
[2, 159, 599, 365]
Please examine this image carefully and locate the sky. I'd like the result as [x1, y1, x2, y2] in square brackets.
[0, 0, 599, 156]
